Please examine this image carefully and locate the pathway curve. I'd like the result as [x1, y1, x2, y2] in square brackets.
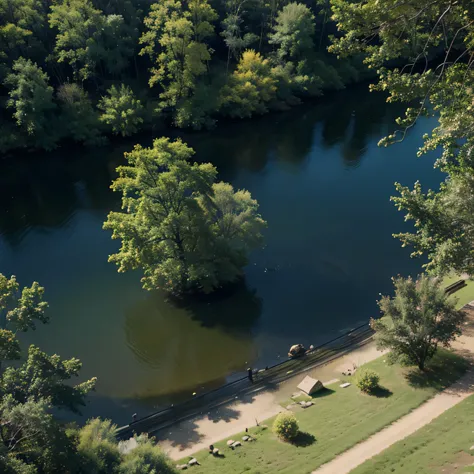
[313, 370, 474, 474]
[314, 303, 474, 474]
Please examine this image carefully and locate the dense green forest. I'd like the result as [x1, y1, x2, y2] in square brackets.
[0, 0, 369, 153]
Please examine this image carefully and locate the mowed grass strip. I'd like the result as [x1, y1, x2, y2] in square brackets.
[180, 350, 469, 474]
[443, 274, 474, 309]
[350, 393, 474, 474]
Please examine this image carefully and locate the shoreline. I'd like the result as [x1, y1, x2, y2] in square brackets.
[155, 340, 384, 460]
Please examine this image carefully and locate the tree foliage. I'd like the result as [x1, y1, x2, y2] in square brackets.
[118, 434, 177, 474]
[48, 0, 105, 81]
[273, 411, 299, 441]
[139, 0, 217, 126]
[356, 368, 380, 393]
[57, 83, 102, 144]
[372, 275, 466, 370]
[0, 274, 176, 473]
[104, 137, 266, 294]
[330, 0, 474, 275]
[269, 3, 315, 62]
[98, 84, 144, 136]
[219, 49, 277, 117]
[4, 58, 57, 149]
[0, 273, 96, 413]
[0, 0, 367, 150]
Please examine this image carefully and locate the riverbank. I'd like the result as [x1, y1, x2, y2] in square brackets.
[155, 340, 384, 459]
[158, 290, 474, 472]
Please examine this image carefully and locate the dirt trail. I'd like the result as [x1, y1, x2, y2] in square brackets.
[313, 370, 474, 474]
[158, 303, 474, 462]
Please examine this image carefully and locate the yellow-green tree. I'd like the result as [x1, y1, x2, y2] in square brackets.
[219, 50, 277, 118]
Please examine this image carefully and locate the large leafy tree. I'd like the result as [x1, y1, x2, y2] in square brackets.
[0, 396, 80, 473]
[269, 2, 321, 96]
[0, 273, 176, 473]
[4, 58, 58, 150]
[330, 0, 474, 275]
[49, 0, 134, 82]
[48, 0, 105, 82]
[104, 137, 266, 294]
[372, 275, 466, 370]
[139, 0, 218, 127]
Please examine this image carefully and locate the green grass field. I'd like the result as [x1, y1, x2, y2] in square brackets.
[351, 393, 474, 474]
[443, 275, 474, 309]
[180, 350, 469, 474]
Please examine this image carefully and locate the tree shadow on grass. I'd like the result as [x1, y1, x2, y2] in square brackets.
[370, 386, 392, 398]
[291, 431, 316, 447]
[404, 350, 471, 391]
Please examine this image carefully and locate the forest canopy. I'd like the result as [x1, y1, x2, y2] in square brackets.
[0, 0, 369, 152]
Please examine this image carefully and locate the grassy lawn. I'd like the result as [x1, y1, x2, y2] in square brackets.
[180, 350, 469, 474]
[442, 274, 474, 309]
[351, 394, 474, 474]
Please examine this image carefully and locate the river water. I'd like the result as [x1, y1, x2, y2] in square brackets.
[0, 84, 442, 425]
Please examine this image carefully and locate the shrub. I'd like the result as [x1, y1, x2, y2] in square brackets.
[273, 411, 299, 441]
[356, 369, 380, 393]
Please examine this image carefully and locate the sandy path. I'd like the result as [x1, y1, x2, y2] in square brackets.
[157, 342, 384, 460]
[158, 304, 474, 463]
[313, 304, 474, 474]
[313, 370, 474, 474]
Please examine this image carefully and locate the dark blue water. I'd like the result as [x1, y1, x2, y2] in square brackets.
[0, 84, 443, 424]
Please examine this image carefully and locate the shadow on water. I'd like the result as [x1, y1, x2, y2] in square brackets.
[172, 279, 263, 332]
[122, 280, 262, 403]
[0, 146, 122, 247]
[0, 83, 405, 247]
[178, 83, 409, 179]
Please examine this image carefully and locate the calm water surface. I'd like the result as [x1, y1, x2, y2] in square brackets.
[0, 85, 442, 424]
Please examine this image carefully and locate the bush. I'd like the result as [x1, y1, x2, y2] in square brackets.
[356, 369, 380, 393]
[273, 411, 299, 441]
